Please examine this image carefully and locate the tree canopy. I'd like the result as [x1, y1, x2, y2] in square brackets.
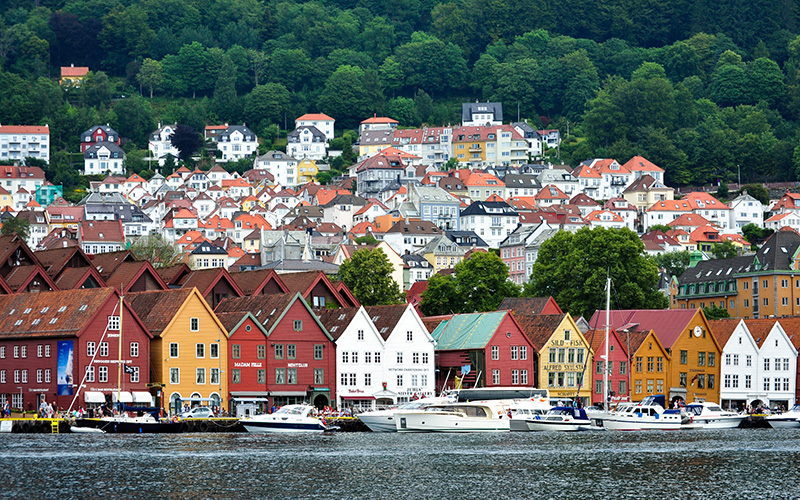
[0, 217, 31, 240]
[420, 251, 520, 316]
[525, 227, 668, 319]
[338, 248, 404, 306]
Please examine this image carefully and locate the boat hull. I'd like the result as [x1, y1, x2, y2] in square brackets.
[692, 416, 746, 429]
[395, 412, 509, 432]
[73, 418, 183, 434]
[242, 418, 325, 433]
[524, 419, 592, 432]
[509, 419, 530, 432]
[766, 417, 800, 429]
[603, 416, 683, 431]
[357, 413, 397, 433]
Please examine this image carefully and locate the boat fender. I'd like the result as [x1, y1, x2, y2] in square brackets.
[11, 424, 21, 433]
[21, 422, 31, 433]
[199, 422, 209, 432]
[172, 416, 180, 423]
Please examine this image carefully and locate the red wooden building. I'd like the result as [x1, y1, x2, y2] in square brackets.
[0, 288, 152, 412]
[215, 292, 336, 409]
[587, 328, 631, 405]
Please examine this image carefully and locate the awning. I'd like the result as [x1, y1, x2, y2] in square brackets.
[342, 396, 376, 400]
[112, 391, 133, 403]
[84, 392, 105, 403]
[132, 391, 152, 403]
[180, 397, 214, 402]
[231, 391, 270, 397]
[232, 398, 270, 402]
[270, 391, 307, 396]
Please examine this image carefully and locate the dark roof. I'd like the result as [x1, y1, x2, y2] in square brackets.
[422, 314, 452, 334]
[89, 250, 136, 279]
[513, 313, 566, 351]
[499, 297, 563, 316]
[365, 304, 407, 340]
[126, 288, 195, 336]
[462, 102, 503, 123]
[178, 268, 243, 297]
[214, 293, 296, 332]
[229, 268, 288, 295]
[316, 307, 360, 340]
[0, 288, 117, 338]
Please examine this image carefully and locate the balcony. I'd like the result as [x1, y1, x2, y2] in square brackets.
[468, 145, 482, 152]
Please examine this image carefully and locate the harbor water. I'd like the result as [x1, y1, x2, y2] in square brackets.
[2, 429, 800, 499]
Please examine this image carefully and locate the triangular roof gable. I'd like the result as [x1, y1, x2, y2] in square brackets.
[136, 287, 229, 339]
[34, 246, 93, 279]
[179, 268, 244, 298]
[586, 327, 627, 358]
[230, 268, 289, 295]
[628, 329, 670, 361]
[383, 303, 435, 344]
[760, 321, 798, 355]
[53, 265, 106, 290]
[322, 306, 384, 345]
[5, 265, 58, 292]
[263, 292, 334, 341]
[106, 261, 169, 293]
[283, 271, 344, 306]
[0, 233, 39, 277]
[0, 275, 11, 294]
[215, 311, 266, 340]
[157, 263, 192, 286]
[332, 280, 359, 307]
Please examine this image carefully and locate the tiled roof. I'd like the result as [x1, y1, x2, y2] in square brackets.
[214, 293, 297, 332]
[178, 268, 243, 296]
[105, 261, 167, 292]
[54, 266, 105, 290]
[0, 288, 117, 338]
[89, 250, 136, 279]
[622, 156, 664, 173]
[126, 288, 195, 337]
[422, 314, 451, 333]
[229, 268, 288, 295]
[296, 113, 334, 122]
[513, 313, 566, 350]
[707, 318, 742, 349]
[499, 297, 562, 316]
[156, 263, 192, 285]
[588, 309, 700, 349]
[316, 306, 361, 340]
[80, 219, 124, 242]
[4, 265, 56, 292]
[365, 304, 407, 340]
[34, 247, 90, 278]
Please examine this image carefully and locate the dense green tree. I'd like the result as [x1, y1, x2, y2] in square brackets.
[652, 249, 691, 279]
[107, 95, 155, 148]
[420, 252, 520, 316]
[386, 97, 419, 126]
[525, 227, 668, 319]
[244, 83, 290, 130]
[739, 183, 769, 205]
[339, 248, 404, 306]
[318, 65, 377, 130]
[703, 304, 731, 320]
[129, 234, 181, 268]
[0, 217, 30, 239]
[169, 124, 203, 162]
[137, 58, 163, 98]
[742, 223, 774, 246]
[711, 240, 739, 259]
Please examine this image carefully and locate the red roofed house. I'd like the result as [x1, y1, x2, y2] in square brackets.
[0, 126, 50, 164]
[79, 220, 125, 255]
[60, 64, 89, 86]
[295, 113, 335, 141]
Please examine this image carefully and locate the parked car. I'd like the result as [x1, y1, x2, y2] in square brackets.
[179, 407, 214, 419]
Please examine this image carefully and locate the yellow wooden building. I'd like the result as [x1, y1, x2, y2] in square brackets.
[127, 287, 229, 415]
[627, 329, 671, 401]
[514, 313, 593, 405]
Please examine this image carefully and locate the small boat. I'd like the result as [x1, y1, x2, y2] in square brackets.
[241, 404, 328, 433]
[395, 401, 510, 432]
[603, 395, 686, 431]
[524, 406, 593, 432]
[69, 426, 105, 434]
[357, 396, 454, 432]
[72, 413, 183, 434]
[508, 399, 551, 431]
[683, 402, 746, 429]
[765, 404, 800, 429]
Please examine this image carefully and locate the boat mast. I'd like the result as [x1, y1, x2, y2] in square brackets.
[604, 276, 610, 410]
[116, 292, 123, 411]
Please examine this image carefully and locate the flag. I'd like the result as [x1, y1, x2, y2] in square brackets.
[123, 364, 134, 374]
[461, 364, 471, 376]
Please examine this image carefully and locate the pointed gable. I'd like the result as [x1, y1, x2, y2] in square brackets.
[177, 267, 244, 309]
[5, 265, 58, 293]
[0, 233, 39, 278]
[53, 266, 106, 290]
[104, 261, 169, 293]
[230, 268, 289, 296]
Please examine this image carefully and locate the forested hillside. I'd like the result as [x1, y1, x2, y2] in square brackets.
[2, 0, 800, 197]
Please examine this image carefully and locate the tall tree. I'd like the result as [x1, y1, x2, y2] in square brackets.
[338, 248, 404, 306]
[525, 227, 668, 319]
[0, 217, 30, 240]
[137, 58, 164, 98]
[169, 125, 204, 162]
[129, 234, 181, 268]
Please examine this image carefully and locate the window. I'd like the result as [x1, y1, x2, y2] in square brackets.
[657, 380, 664, 393]
[275, 344, 284, 359]
[86, 366, 95, 382]
[108, 315, 120, 330]
[745, 355, 751, 367]
[169, 343, 179, 358]
[558, 348, 565, 363]
[596, 361, 604, 374]
[98, 366, 108, 383]
[680, 350, 687, 364]
[256, 345, 266, 359]
[708, 352, 715, 367]
[647, 380, 654, 393]
[397, 352, 403, 364]
[491, 345, 499, 360]
[314, 345, 324, 360]
[287, 344, 296, 359]
[170, 368, 179, 384]
[596, 380, 603, 394]
[577, 349, 584, 364]
[342, 351, 349, 363]
[210, 368, 220, 385]
[512, 370, 519, 385]
[784, 358, 790, 371]
[0, 346, 4, 358]
[734, 354, 740, 366]
[697, 374, 705, 389]
[130, 342, 139, 358]
[293, 320, 302, 331]
[732, 374, 738, 388]
[620, 361, 627, 375]
[763, 377, 770, 391]
[257, 370, 266, 384]
[195, 368, 206, 384]
[352, 351, 358, 364]
[210, 343, 219, 359]
[707, 374, 715, 389]
[37, 345, 43, 358]
[636, 357, 642, 372]
[647, 357, 654, 372]
[20, 346, 26, 358]
[520, 346, 527, 360]
[413, 352, 420, 364]
[774, 358, 781, 371]
[396, 374, 403, 386]
[232, 344, 241, 359]
[564, 330, 571, 341]
[375, 352, 381, 363]
[357, 330, 364, 341]
[521, 370, 528, 385]
[190, 318, 199, 331]
[745, 374, 751, 389]
[37, 369, 43, 384]
[698, 352, 705, 366]
[99, 342, 108, 357]
[492, 369, 500, 384]
[130, 366, 139, 383]
[276, 368, 285, 384]
[635, 380, 642, 393]
[549, 349, 557, 363]
[232, 369, 241, 384]
[87, 342, 96, 357]
[680, 372, 687, 387]
[315, 369, 325, 385]
[196, 343, 205, 358]
[725, 354, 731, 365]
[764, 358, 770, 371]
[407, 331, 413, 341]
[511, 346, 518, 360]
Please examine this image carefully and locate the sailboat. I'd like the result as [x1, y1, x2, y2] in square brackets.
[70, 293, 183, 434]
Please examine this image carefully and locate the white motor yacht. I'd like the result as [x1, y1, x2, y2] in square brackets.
[395, 401, 510, 432]
[357, 397, 454, 432]
[525, 406, 593, 432]
[241, 404, 328, 433]
[683, 402, 746, 429]
[508, 399, 552, 431]
[603, 396, 686, 431]
[765, 404, 800, 429]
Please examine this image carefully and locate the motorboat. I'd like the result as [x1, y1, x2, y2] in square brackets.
[765, 404, 800, 429]
[603, 395, 686, 431]
[357, 397, 454, 432]
[524, 406, 593, 432]
[395, 401, 510, 432]
[508, 399, 551, 431]
[72, 413, 183, 434]
[683, 402, 746, 429]
[241, 404, 328, 433]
